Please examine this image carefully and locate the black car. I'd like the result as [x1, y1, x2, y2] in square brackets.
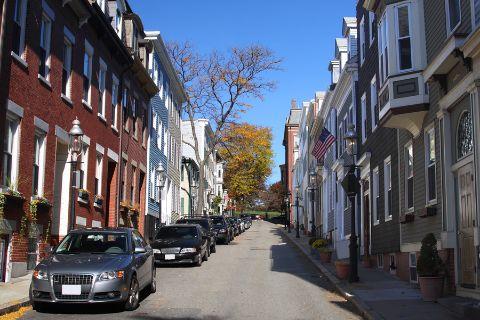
[210, 216, 232, 244]
[243, 217, 252, 229]
[176, 217, 216, 254]
[228, 218, 240, 236]
[152, 225, 209, 266]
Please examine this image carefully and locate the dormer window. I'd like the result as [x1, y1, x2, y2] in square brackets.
[132, 24, 138, 54]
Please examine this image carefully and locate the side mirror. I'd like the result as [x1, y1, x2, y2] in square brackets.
[134, 247, 146, 254]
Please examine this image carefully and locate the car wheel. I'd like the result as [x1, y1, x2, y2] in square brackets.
[149, 267, 157, 294]
[195, 254, 203, 267]
[204, 247, 209, 261]
[211, 244, 216, 253]
[207, 244, 211, 257]
[124, 275, 140, 311]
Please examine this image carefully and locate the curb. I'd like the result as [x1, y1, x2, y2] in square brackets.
[280, 228, 384, 320]
[0, 297, 30, 316]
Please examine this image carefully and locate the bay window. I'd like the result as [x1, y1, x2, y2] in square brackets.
[378, 12, 389, 85]
[473, 0, 480, 28]
[395, 4, 412, 70]
[371, 77, 378, 130]
[446, 0, 461, 33]
[3, 116, 20, 188]
[425, 127, 436, 203]
[405, 143, 414, 211]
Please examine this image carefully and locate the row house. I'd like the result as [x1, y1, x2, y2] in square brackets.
[0, 0, 156, 282]
[144, 31, 186, 240]
[282, 101, 301, 225]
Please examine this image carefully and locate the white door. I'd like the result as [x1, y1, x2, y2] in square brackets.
[457, 162, 476, 288]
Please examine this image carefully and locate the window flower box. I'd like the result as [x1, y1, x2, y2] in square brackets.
[94, 195, 103, 208]
[77, 189, 90, 203]
[400, 212, 415, 224]
[419, 206, 436, 218]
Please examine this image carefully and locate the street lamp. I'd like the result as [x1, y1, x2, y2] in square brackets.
[68, 118, 84, 231]
[284, 192, 291, 233]
[155, 165, 166, 230]
[341, 123, 360, 283]
[295, 185, 300, 238]
[309, 169, 317, 238]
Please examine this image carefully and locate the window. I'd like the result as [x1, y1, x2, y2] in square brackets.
[395, 4, 412, 71]
[373, 167, 379, 224]
[39, 14, 52, 79]
[378, 13, 389, 85]
[369, 11, 375, 45]
[83, 42, 94, 105]
[62, 39, 73, 98]
[94, 154, 102, 196]
[111, 76, 119, 128]
[122, 87, 129, 126]
[131, 165, 136, 204]
[446, 0, 461, 33]
[424, 128, 436, 204]
[377, 253, 384, 269]
[132, 98, 138, 137]
[32, 133, 46, 196]
[384, 157, 392, 220]
[98, 60, 107, 118]
[389, 254, 396, 273]
[361, 94, 367, 142]
[473, 0, 480, 27]
[150, 169, 155, 200]
[157, 120, 163, 150]
[115, 9, 121, 34]
[79, 145, 88, 189]
[155, 170, 161, 202]
[405, 143, 414, 211]
[338, 123, 343, 158]
[3, 117, 20, 188]
[12, 0, 27, 57]
[159, 70, 164, 98]
[121, 159, 127, 201]
[457, 110, 473, 159]
[360, 16, 365, 64]
[409, 252, 418, 283]
[371, 77, 378, 130]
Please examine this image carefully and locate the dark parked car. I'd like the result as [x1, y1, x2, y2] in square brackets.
[176, 217, 216, 254]
[228, 218, 240, 236]
[151, 225, 209, 266]
[210, 216, 232, 244]
[243, 217, 252, 229]
[30, 228, 155, 311]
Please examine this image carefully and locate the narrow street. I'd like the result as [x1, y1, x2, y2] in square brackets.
[19, 221, 361, 320]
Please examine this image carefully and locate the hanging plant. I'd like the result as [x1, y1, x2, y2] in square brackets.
[0, 193, 5, 219]
[44, 220, 51, 243]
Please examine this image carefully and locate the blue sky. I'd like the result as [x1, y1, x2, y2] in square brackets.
[130, 0, 356, 184]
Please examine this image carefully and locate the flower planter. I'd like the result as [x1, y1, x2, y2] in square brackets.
[77, 190, 90, 202]
[319, 251, 332, 263]
[335, 261, 350, 280]
[94, 196, 103, 209]
[419, 276, 444, 302]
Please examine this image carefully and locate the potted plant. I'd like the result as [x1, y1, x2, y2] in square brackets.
[94, 195, 103, 208]
[312, 239, 332, 263]
[308, 237, 318, 255]
[335, 260, 350, 280]
[77, 189, 90, 202]
[417, 233, 445, 302]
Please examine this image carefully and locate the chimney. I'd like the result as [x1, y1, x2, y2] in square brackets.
[291, 99, 297, 109]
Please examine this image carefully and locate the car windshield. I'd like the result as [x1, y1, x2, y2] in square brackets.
[177, 219, 209, 230]
[55, 232, 128, 254]
[156, 227, 198, 239]
[211, 217, 225, 225]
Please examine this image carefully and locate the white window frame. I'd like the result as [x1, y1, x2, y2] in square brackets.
[471, 0, 480, 29]
[80, 144, 89, 190]
[360, 16, 366, 64]
[372, 167, 380, 225]
[111, 75, 119, 129]
[371, 77, 378, 131]
[361, 93, 367, 143]
[378, 12, 389, 85]
[3, 114, 21, 189]
[39, 13, 52, 81]
[369, 11, 375, 45]
[62, 37, 73, 99]
[409, 252, 418, 283]
[83, 41, 94, 106]
[394, 3, 413, 72]
[446, 0, 462, 34]
[12, 0, 28, 59]
[95, 153, 103, 196]
[405, 141, 414, 212]
[32, 130, 47, 197]
[98, 58, 107, 120]
[425, 125, 437, 204]
[384, 156, 392, 221]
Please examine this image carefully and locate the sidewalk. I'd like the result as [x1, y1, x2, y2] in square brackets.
[0, 273, 31, 315]
[280, 228, 477, 320]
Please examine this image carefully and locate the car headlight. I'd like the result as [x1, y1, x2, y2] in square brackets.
[33, 269, 48, 281]
[153, 249, 161, 254]
[180, 248, 196, 253]
[99, 270, 124, 281]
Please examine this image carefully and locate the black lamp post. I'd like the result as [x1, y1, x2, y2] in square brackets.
[341, 124, 360, 283]
[285, 192, 291, 233]
[295, 185, 301, 238]
[155, 165, 166, 231]
[68, 118, 84, 231]
[308, 169, 317, 238]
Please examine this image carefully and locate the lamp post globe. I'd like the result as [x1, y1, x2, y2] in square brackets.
[68, 118, 84, 231]
[345, 124, 357, 156]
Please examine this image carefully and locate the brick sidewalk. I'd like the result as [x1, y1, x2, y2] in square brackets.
[279, 227, 472, 320]
[0, 273, 31, 315]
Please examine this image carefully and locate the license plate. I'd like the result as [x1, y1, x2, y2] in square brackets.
[164, 254, 175, 260]
[62, 285, 81, 295]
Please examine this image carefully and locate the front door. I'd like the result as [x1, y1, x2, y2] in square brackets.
[0, 236, 6, 282]
[457, 162, 476, 288]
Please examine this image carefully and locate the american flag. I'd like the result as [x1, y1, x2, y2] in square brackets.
[312, 128, 336, 160]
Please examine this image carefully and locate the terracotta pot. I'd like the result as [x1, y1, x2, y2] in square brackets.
[362, 257, 372, 268]
[418, 276, 444, 302]
[319, 251, 332, 263]
[335, 261, 350, 280]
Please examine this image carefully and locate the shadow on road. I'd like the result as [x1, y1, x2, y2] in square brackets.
[269, 227, 360, 317]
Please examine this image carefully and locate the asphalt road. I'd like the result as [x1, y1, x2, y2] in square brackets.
[20, 221, 361, 320]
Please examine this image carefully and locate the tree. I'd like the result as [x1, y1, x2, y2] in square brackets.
[167, 42, 281, 215]
[219, 123, 274, 212]
[256, 181, 286, 212]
